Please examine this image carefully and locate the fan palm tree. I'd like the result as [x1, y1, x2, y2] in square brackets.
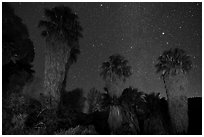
[38, 6, 82, 108]
[155, 48, 192, 134]
[100, 54, 132, 134]
[118, 87, 146, 134]
[100, 54, 132, 97]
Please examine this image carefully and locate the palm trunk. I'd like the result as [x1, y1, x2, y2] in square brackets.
[44, 39, 70, 109]
[162, 75, 169, 100]
[61, 60, 71, 93]
[164, 70, 189, 134]
[105, 74, 124, 133]
[108, 105, 123, 134]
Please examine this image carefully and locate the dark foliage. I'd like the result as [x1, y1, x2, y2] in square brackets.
[119, 87, 146, 134]
[38, 5, 83, 46]
[2, 3, 35, 93]
[100, 54, 132, 82]
[142, 93, 171, 134]
[3, 84, 202, 135]
[60, 88, 86, 112]
[155, 48, 192, 76]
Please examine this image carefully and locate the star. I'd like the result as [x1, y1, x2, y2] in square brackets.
[100, 4, 103, 7]
[162, 32, 165, 35]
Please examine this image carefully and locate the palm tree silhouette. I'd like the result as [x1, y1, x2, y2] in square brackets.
[39, 6, 82, 108]
[100, 54, 132, 133]
[100, 54, 132, 97]
[155, 48, 192, 134]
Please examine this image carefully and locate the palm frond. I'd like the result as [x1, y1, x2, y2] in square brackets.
[155, 48, 192, 76]
[100, 54, 132, 82]
[39, 6, 83, 47]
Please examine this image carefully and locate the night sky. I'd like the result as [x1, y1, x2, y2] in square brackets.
[11, 2, 202, 98]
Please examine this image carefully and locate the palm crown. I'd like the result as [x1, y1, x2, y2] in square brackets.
[100, 54, 132, 82]
[38, 6, 82, 46]
[155, 48, 192, 76]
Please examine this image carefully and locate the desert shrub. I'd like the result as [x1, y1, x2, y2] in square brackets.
[61, 88, 86, 113]
[55, 125, 98, 135]
[2, 92, 30, 134]
[87, 88, 103, 113]
[24, 98, 43, 128]
[3, 90, 50, 135]
[87, 88, 110, 113]
[35, 108, 58, 134]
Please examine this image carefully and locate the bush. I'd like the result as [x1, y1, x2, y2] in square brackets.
[55, 125, 98, 135]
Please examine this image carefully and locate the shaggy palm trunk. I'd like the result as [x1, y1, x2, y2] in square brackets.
[164, 70, 188, 134]
[105, 76, 124, 134]
[44, 39, 70, 109]
[105, 76, 123, 98]
[108, 105, 123, 134]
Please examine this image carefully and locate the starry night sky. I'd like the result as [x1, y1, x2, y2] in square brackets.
[11, 2, 202, 97]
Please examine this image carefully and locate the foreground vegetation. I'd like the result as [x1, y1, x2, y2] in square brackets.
[2, 85, 202, 135]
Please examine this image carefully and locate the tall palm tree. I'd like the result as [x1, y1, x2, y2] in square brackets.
[38, 6, 82, 108]
[100, 54, 132, 133]
[155, 48, 192, 134]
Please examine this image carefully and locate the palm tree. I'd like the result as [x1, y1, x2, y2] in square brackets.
[38, 6, 82, 108]
[118, 87, 146, 134]
[100, 54, 132, 97]
[155, 48, 192, 134]
[100, 54, 132, 134]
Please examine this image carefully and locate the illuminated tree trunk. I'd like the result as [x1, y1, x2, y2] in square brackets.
[108, 105, 123, 134]
[105, 75, 124, 134]
[164, 70, 189, 134]
[44, 39, 70, 108]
